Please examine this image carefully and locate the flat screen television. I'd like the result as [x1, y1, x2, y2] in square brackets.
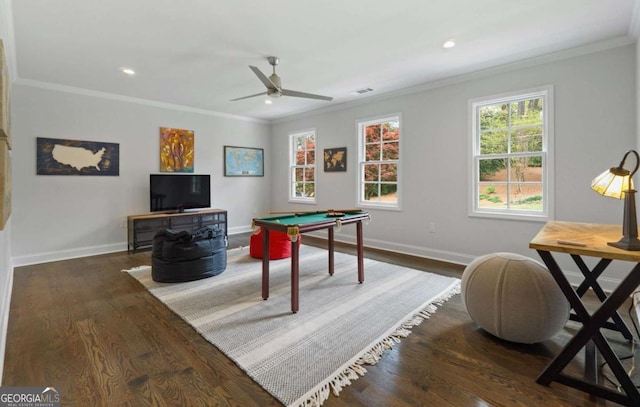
[150, 174, 211, 212]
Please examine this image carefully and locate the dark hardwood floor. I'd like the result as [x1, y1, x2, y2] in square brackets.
[3, 233, 639, 406]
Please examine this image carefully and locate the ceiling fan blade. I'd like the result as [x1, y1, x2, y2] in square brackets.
[282, 89, 333, 101]
[249, 66, 278, 90]
[230, 91, 267, 101]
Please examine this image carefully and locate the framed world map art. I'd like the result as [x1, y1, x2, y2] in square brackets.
[36, 137, 120, 176]
[324, 147, 347, 172]
[224, 146, 264, 177]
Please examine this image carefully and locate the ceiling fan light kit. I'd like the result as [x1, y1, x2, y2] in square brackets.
[231, 56, 333, 102]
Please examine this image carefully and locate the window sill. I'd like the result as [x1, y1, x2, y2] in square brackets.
[358, 202, 402, 212]
[288, 199, 317, 205]
[469, 210, 550, 222]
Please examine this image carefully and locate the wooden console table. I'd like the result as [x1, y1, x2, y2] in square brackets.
[128, 209, 227, 253]
[529, 221, 640, 406]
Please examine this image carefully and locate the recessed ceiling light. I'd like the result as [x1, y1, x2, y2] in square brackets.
[121, 67, 136, 75]
[264, 99, 273, 105]
[442, 39, 456, 49]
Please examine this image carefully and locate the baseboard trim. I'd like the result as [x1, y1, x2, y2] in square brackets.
[229, 225, 252, 235]
[12, 243, 127, 267]
[11, 229, 251, 267]
[360, 236, 475, 266]
[10, 229, 626, 291]
[563, 270, 621, 293]
[305, 231, 476, 266]
[305, 232, 625, 291]
[0, 263, 13, 384]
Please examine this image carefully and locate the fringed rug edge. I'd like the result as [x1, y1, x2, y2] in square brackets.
[122, 253, 461, 407]
[288, 279, 461, 407]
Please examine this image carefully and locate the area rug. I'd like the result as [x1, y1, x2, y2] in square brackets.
[124, 245, 460, 407]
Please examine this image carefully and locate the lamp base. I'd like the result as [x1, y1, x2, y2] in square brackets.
[607, 237, 640, 251]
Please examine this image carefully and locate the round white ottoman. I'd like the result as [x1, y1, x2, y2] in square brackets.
[461, 252, 570, 344]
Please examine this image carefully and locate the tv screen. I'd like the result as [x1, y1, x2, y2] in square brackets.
[150, 174, 211, 212]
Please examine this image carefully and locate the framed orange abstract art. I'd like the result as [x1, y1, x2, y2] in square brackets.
[160, 127, 194, 173]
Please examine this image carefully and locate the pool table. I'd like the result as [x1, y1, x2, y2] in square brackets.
[252, 211, 370, 313]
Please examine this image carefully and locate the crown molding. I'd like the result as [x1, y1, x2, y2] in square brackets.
[9, 35, 637, 127]
[3, 1, 265, 124]
[16, 79, 268, 124]
[272, 36, 635, 125]
[3, 0, 635, 128]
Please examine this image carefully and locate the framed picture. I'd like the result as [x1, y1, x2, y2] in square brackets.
[224, 146, 264, 177]
[36, 137, 120, 176]
[0, 39, 11, 150]
[324, 147, 347, 172]
[160, 127, 194, 173]
[0, 139, 10, 230]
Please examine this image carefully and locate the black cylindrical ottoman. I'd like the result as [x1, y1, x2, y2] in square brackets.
[151, 227, 227, 283]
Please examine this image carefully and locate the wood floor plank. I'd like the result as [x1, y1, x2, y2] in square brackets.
[76, 318, 139, 405]
[3, 234, 637, 406]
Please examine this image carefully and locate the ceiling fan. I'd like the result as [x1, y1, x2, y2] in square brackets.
[231, 56, 333, 102]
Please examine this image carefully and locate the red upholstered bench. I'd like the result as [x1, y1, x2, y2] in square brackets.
[250, 228, 301, 259]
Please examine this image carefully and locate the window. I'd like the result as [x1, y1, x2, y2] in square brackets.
[290, 130, 316, 203]
[470, 86, 554, 220]
[357, 115, 401, 209]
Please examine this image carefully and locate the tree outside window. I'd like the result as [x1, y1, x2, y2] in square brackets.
[290, 131, 316, 202]
[358, 116, 400, 208]
[471, 86, 553, 220]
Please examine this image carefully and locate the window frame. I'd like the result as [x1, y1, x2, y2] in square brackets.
[469, 85, 554, 221]
[289, 129, 317, 204]
[356, 113, 402, 210]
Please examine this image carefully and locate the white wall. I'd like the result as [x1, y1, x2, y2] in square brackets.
[637, 39, 640, 148]
[10, 86, 272, 265]
[271, 44, 637, 289]
[0, 0, 14, 384]
[5, 43, 636, 290]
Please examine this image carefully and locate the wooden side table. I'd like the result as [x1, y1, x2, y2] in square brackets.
[530, 221, 640, 406]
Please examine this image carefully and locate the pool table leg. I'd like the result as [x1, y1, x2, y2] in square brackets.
[291, 237, 299, 313]
[328, 227, 334, 276]
[261, 228, 270, 300]
[357, 221, 364, 283]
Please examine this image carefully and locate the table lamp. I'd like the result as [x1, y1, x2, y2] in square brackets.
[591, 149, 640, 250]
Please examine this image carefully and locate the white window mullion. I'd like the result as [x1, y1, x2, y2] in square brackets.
[289, 130, 317, 204]
[469, 86, 553, 220]
[357, 114, 401, 210]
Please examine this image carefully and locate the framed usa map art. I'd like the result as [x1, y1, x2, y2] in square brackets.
[36, 137, 120, 176]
